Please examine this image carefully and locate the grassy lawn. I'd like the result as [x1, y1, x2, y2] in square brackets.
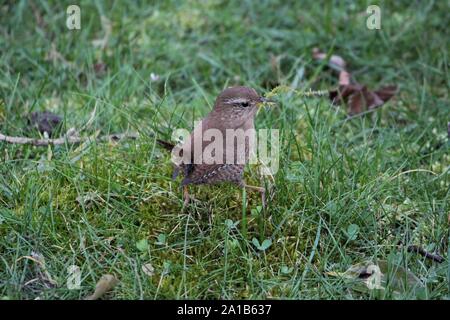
[0, 0, 449, 299]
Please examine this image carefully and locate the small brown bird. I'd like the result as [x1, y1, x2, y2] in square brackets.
[159, 86, 272, 206]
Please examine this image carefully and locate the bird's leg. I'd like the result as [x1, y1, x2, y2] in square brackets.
[183, 185, 190, 207]
[243, 184, 266, 210]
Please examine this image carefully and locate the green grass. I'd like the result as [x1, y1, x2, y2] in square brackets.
[0, 0, 449, 299]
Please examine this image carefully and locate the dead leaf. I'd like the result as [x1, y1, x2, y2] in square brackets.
[85, 274, 118, 300]
[28, 111, 62, 137]
[313, 48, 398, 115]
[348, 86, 384, 113]
[373, 85, 398, 102]
[330, 84, 397, 115]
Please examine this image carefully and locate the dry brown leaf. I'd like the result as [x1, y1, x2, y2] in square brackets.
[348, 86, 384, 114]
[313, 48, 398, 115]
[85, 274, 119, 300]
[330, 84, 397, 115]
[373, 85, 398, 103]
[29, 111, 62, 137]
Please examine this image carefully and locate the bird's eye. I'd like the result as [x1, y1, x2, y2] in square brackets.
[241, 101, 249, 107]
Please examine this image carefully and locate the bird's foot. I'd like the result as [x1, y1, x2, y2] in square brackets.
[243, 184, 266, 210]
[183, 185, 191, 207]
[182, 185, 199, 208]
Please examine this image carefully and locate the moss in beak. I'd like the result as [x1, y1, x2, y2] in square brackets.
[258, 96, 276, 107]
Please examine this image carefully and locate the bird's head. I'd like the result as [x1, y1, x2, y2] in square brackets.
[212, 86, 273, 127]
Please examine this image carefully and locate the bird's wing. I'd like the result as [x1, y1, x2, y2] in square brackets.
[181, 163, 224, 185]
[178, 117, 225, 185]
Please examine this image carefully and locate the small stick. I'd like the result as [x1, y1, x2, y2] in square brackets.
[407, 245, 444, 263]
[0, 131, 139, 147]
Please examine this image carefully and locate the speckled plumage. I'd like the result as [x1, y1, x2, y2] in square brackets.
[172, 86, 264, 187]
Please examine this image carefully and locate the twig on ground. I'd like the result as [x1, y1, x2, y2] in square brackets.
[0, 129, 139, 147]
[407, 245, 444, 263]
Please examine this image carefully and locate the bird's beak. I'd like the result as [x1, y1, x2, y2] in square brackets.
[258, 96, 276, 107]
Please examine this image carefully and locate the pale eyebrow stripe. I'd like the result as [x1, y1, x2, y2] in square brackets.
[225, 98, 248, 104]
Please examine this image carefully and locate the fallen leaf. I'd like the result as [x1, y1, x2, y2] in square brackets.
[330, 84, 397, 115]
[313, 48, 398, 115]
[28, 111, 62, 137]
[85, 274, 119, 300]
[373, 85, 398, 102]
[348, 86, 384, 113]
